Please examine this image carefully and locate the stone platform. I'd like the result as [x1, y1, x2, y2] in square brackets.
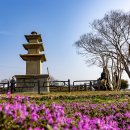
[15, 74, 50, 92]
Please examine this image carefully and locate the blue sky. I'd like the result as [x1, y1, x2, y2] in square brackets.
[0, 0, 130, 82]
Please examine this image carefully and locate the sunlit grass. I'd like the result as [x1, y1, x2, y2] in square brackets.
[1, 91, 130, 104]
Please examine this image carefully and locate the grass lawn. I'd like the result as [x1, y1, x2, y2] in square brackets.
[1, 91, 130, 104]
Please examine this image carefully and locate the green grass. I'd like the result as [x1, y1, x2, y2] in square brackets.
[1, 91, 130, 104]
[6, 90, 129, 96]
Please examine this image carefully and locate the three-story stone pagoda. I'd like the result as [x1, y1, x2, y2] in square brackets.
[15, 31, 49, 92]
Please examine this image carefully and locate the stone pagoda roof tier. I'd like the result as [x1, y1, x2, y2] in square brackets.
[20, 54, 46, 62]
[25, 34, 42, 42]
[23, 43, 44, 51]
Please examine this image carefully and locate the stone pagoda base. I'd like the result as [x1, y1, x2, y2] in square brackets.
[15, 74, 50, 92]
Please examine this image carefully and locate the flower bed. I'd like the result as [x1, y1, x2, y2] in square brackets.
[0, 92, 130, 130]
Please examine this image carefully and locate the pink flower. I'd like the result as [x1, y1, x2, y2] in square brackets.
[34, 128, 41, 130]
[0, 105, 2, 111]
[31, 112, 39, 121]
[6, 91, 11, 98]
[125, 111, 130, 118]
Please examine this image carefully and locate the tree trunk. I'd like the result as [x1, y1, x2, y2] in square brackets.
[123, 60, 130, 78]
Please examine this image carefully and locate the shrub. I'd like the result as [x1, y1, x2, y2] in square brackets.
[120, 79, 129, 89]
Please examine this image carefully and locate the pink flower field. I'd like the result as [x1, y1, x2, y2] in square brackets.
[0, 92, 130, 130]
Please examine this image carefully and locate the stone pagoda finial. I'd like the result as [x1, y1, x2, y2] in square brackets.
[31, 31, 38, 35]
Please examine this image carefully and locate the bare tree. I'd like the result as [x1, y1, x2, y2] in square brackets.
[75, 10, 130, 90]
